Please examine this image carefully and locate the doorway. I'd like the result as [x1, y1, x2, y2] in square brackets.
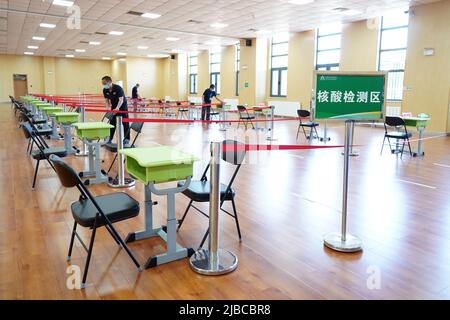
[13, 74, 28, 99]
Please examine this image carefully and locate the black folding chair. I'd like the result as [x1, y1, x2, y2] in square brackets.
[106, 122, 145, 174]
[237, 105, 255, 129]
[49, 155, 141, 288]
[177, 140, 246, 248]
[296, 110, 319, 140]
[177, 101, 189, 120]
[20, 122, 67, 189]
[381, 116, 412, 158]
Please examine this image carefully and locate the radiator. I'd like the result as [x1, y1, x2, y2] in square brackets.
[267, 100, 301, 117]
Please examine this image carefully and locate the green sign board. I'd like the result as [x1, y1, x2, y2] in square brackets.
[314, 72, 387, 120]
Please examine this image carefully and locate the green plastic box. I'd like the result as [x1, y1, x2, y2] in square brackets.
[120, 147, 198, 184]
[35, 103, 53, 109]
[54, 112, 80, 124]
[73, 122, 114, 140]
[41, 107, 64, 115]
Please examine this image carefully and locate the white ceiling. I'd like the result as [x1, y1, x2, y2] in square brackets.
[0, 0, 440, 59]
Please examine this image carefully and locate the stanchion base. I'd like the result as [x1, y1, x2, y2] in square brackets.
[341, 151, 360, 157]
[190, 249, 238, 276]
[323, 232, 363, 253]
[107, 177, 136, 188]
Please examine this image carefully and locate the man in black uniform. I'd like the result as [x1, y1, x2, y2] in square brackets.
[132, 83, 140, 99]
[202, 84, 223, 121]
[102, 76, 130, 144]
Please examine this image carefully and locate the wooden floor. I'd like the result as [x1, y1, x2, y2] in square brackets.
[1, 102, 450, 300]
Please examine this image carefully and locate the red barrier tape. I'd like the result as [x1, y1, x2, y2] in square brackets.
[121, 117, 303, 124]
[222, 144, 344, 152]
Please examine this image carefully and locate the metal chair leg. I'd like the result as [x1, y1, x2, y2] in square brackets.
[32, 159, 40, 189]
[231, 198, 242, 241]
[81, 226, 97, 288]
[407, 138, 413, 156]
[177, 200, 193, 231]
[199, 227, 209, 249]
[380, 136, 386, 155]
[302, 126, 308, 140]
[296, 124, 301, 140]
[67, 221, 77, 260]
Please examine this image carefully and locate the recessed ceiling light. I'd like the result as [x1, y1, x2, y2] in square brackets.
[117, 52, 127, 56]
[141, 12, 161, 19]
[210, 23, 228, 29]
[287, 0, 315, 4]
[40, 23, 56, 29]
[102, 57, 111, 60]
[24, 52, 34, 55]
[137, 46, 149, 50]
[65, 54, 74, 58]
[166, 37, 180, 41]
[109, 31, 124, 36]
[75, 49, 86, 53]
[32, 36, 46, 41]
[52, 0, 74, 7]
[147, 54, 170, 58]
[28, 45, 39, 49]
[89, 41, 101, 45]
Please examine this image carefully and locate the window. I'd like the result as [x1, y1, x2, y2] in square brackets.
[188, 53, 198, 94]
[270, 34, 289, 97]
[316, 24, 342, 70]
[379, 11, 409, 101]
[210, 48, 221, 94]
[236, 44, 240, 96]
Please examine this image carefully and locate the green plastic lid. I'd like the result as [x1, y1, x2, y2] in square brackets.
[73, 122, 114, 130]
[120, 147, 198, 168]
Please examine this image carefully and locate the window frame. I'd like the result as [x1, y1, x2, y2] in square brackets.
[210, 50, 221, 94]
[315, 28, 342, 71]
[188, 53, 198, 94]
[270, 37, 289, 97]
[378, 15, 409, 101]
[236, 44, 240, 96]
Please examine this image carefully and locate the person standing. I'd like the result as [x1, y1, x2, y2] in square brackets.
[102, 76, 130, 145]
[132, 83, 140, 100]
[202, 84, 223, 121]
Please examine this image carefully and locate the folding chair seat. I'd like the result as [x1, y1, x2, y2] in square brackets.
[296, 109, 319, 140]
[237, 105, 255, 129]
[71, 193, 139, 228]
[381, 116, 413, 158]
[177, 140, 246, 248]
[21, 122, 68, 188]
[49, 155, 141, 288]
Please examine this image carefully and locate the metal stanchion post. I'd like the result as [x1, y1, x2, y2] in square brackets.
[75, 107, 88, 157]
[324, 120, 362, 253]
[266, 105, 277, 141]
[108, 116, 135, 188]
[341, 121, 359, 156]
[190, 142, 238, 275]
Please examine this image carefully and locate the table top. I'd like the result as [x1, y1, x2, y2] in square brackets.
[120, 147, 198, 168]
[401, 116, 431, 121]
[72, 122, 114, 130]
[54, 112, 79, 117]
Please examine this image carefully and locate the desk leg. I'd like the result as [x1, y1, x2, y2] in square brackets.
[125, 185, 193, 269]
[413, 127, 425, 157]
[49, 115, 63, 139]
[79, 142, 108, 185]
[62, 124, 79, 155]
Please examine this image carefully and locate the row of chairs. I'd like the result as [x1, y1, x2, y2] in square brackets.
[14, 98, 246, 288]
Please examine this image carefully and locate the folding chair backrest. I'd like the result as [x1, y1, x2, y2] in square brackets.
[385, 116, 406, 127]
[131, 121, 144, 134]
[297, 110, 310, 118]
[222, 140, 246, 165]
[104, 112, 115, 122]
[21, 122, 33, 139]
[49, 155, 81, 188]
